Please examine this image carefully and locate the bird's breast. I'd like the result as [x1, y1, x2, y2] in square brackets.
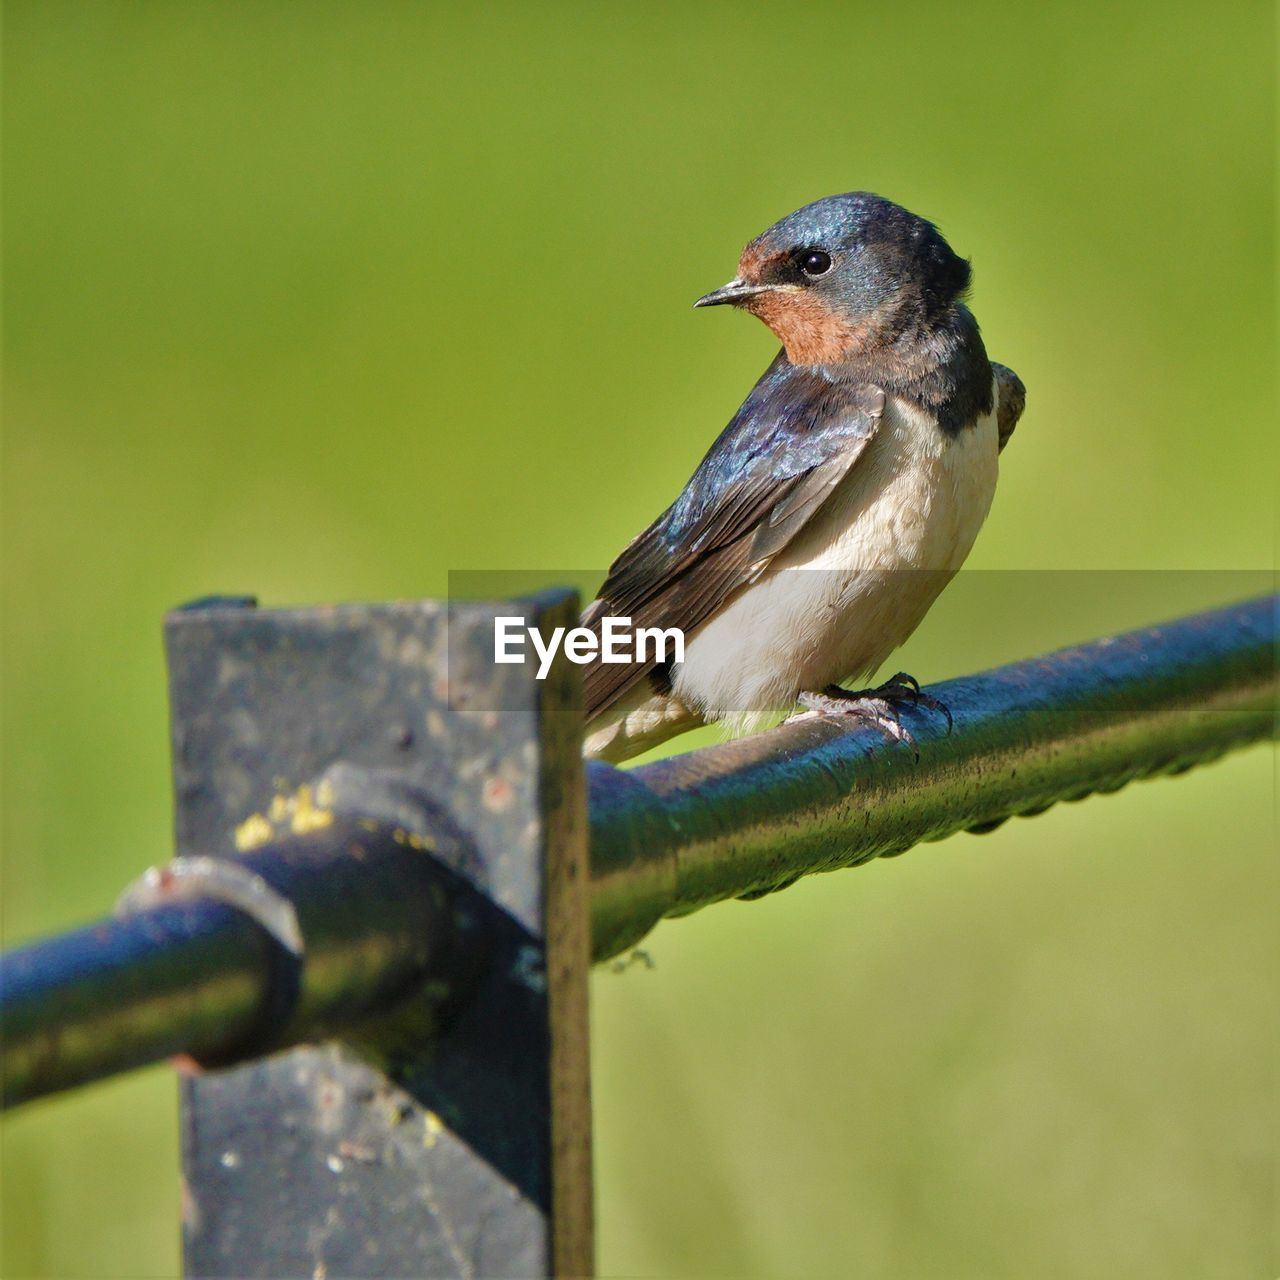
[672, 392, 1000, 723]
[783, 392, 997, 573]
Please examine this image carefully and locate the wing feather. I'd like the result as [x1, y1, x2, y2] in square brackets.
[582, 354, 884, 720]
[992, 362, 1025, 452]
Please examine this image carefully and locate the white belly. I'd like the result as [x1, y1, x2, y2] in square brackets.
[672, 392, 999, 724]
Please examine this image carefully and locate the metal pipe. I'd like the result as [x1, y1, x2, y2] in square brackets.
[3, 596, 1274, 1105]
[1, 901, 273, 1104]
[588, 596, 1278, 959]
[1, 815, 470, 1108]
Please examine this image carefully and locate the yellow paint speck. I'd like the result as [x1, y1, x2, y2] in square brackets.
[423, 1111, 443, 1149]
[290, 784, 335, 835]
[234, 814, 273, 852]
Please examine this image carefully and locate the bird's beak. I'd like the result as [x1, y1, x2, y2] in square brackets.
[693, 278, 775, 309]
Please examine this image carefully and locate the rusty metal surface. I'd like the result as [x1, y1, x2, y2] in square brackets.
[588, 595, 1278, 959]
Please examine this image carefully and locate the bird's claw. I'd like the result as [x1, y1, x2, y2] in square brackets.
[786, 673, 952, 758]
[880, 671, 953, 734]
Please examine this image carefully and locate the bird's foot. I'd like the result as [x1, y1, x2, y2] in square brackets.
[785, 672, 951, 757]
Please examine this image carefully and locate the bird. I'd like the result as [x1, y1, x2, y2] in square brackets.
[581, 192, 1024, 764]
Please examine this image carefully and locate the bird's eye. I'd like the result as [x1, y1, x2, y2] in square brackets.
[798, 248, 832, 277]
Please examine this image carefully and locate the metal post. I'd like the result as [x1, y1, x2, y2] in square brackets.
[163, 592, 592, 1278]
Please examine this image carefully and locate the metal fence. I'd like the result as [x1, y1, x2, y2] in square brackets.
[2, 592, 1275, 1277]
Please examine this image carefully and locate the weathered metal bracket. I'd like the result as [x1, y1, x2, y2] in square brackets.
[164, 593, 592, 1278]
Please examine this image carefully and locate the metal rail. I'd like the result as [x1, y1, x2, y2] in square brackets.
[1, 816, 478, 1107]
[588, 595, 1277, 957]
[2, 596, 1275, 1108]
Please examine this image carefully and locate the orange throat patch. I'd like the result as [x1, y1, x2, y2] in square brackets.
[746, 290, 874, 365]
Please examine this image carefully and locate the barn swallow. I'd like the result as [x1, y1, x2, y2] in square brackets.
[582, 192, 1024, 763]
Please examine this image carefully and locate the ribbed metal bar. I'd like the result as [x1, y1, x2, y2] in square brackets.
[588, 596, 1278, 959]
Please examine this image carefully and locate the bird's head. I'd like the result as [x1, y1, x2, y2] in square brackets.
[695, 193, 971, 365]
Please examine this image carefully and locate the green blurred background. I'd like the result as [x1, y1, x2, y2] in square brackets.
[2, 1, 1275, 1276]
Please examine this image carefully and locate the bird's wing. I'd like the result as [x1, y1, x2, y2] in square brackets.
[582, 353, 885, 720]
[992, 362, 1025, 452]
